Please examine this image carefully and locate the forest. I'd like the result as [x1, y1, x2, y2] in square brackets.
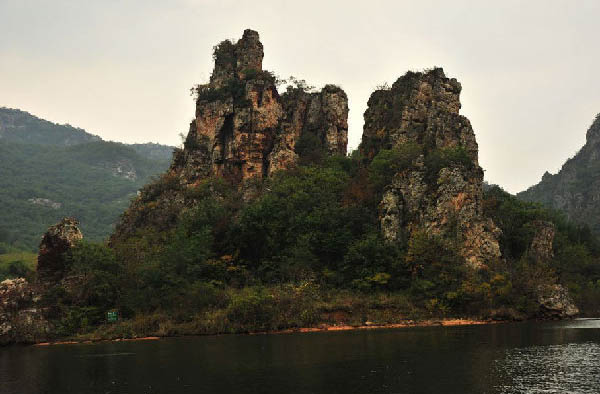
[21, 146, 600, 339]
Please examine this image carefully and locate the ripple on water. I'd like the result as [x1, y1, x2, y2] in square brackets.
[495, 342, 600, 394]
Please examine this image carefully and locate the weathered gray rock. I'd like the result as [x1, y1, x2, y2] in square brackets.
[0, 218, 85, 344]
[361, 68, 478, 162]
[37, 217, 83, 284]
[113, 29, 348, 242]
[537, 284, 579, 318]
[0, 278, 48, 345]
[175, 30, 348, 184]
[362, 68, 501, 267]
[528, 220, 556, 261]
[523, 220, 578, 318]
[269, 85, 348, 174]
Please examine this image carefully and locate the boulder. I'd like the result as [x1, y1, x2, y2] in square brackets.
[0, 278, 48, 345]
[537, 284, 579, 319]
[37, 217, 83, 284]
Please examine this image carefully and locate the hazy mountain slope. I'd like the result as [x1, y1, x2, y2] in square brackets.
[518, 114, 600, 233]
[130, 143, 175, 161]
[0, 108, 174, 250]
[0, 107, 101, 146]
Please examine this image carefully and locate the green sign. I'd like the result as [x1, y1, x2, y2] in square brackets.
[107, 310, 118, 323]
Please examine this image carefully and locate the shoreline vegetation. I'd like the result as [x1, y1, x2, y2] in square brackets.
[34, 317, 503, 346]
[3, 158, 597, 346]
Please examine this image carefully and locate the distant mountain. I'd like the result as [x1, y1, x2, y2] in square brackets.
[130, 142, 175, 161]
[518, 113, 600, 233]
[0, 107, 174, 250]
[0, 107, 101, 146]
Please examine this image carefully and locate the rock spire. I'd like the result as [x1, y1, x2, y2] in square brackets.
[361, 68, 501, 267]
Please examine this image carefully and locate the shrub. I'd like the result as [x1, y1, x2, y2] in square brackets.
[226, 287, 276, 330]
[424, 146, 473, 183]
[368, 143, 422, 191]
[295, 131, 327, 165]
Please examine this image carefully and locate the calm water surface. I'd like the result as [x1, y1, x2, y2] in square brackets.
[1, 319, 599, 393]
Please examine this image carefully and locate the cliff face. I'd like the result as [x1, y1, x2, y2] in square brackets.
[518, 114, 600, 233]
[172, 29, 348, 185]
[361, 68, 501, 268]
[113, 29, 347, 241]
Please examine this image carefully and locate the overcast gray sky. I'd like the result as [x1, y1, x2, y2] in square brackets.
[1, 0, 599, 193]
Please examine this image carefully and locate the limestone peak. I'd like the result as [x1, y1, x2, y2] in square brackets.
[210, 28, 264, 87]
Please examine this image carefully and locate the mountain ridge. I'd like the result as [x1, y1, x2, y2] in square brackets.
[0, 107, 174, 249]
[518, 113, 600, 233]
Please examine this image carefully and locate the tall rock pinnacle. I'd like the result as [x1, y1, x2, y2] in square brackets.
[360, 68, 501, 267]
[210, 29, 264, 86]
[171, 29, 348, 184]
[112, 30, 348, 242]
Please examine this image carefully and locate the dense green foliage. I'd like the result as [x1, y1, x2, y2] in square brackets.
[0, 141, 170, 249]
[0, 107, 99, 146]
[28, 146, 600, 338]
[0, 243, 36, 282]
[0, 108, 172, 250]
[484, 185, 600, 315]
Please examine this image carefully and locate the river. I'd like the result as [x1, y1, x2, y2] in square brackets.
[1, 319, 599, 393]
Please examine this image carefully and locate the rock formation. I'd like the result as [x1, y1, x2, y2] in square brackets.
[528, 220, 556, 262]
[172, 29, 348, 185]
[0, 278, 49, 344]
[518, 113, 600, 233]
[536, 284, 579, 319]
[523, 220, 579, 318]
[113, 29, 347, 241]
[37, 217, 83, 284]
[360, 68, 501, 268]
[0, 218, 83, 344]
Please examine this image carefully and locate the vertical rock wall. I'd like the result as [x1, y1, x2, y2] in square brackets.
[361, 68, 501, 268]
[171, 29, 349, 185]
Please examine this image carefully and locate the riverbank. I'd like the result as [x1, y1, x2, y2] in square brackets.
[32, 318, 502, 346]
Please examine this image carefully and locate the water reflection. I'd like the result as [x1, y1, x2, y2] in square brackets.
[496, 342, 600, 393]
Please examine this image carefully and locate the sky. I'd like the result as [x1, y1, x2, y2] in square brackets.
[1, 0, 600, 194]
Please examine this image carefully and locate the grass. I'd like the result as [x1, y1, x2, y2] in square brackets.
[0, 250, 37, 281]
[68, 287, 457, 342]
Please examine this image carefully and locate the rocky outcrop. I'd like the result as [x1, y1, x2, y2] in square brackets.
[528, 220, 556, 261]
[0, 278, 49, 345]
[518, 114, 600, 234]
[361, 68, 478, 162]
[537, 284, 579, 319]
[0, 218, 83, 344]
[523, 220, 579, 318]
[361, 68, 501, 268]
[37, 217, 83, 285]
[269, 85, 348, 173]
[113, 29, 347, 241]
[172, 29, 348, 185]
